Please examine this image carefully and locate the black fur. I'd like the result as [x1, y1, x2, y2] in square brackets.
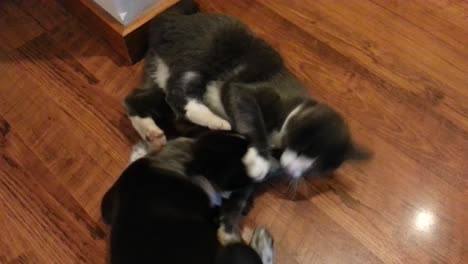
[101, 132, 267, 264]
[187, 132, 253, 190]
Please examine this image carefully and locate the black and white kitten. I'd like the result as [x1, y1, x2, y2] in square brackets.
[126, 0, 368, 180]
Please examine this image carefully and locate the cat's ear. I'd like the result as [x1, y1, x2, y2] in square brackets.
[345, 143, 372, 161]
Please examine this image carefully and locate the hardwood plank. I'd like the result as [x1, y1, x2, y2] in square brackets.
[57, 0, 132, 63]
[369, 0, 468, 53]
[0, 0, 467, 263]
[0, 34, 135, 218]
[244, 185, 384, 264]
[58, 0, 179, 64]
[0, 1, 43, 51]
[0, 132, 106, 263]
[11, 0, 71, 31]
[258, 0, 468, 132]
[47, 18, 127, 81]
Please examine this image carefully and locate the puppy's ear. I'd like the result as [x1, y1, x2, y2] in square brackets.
[193, 131, 250, 157]
[100, 159, 150, 226]
[101, 182, 119, 226]
[190, 131, 253, 190]
[345, 143, 372, 161]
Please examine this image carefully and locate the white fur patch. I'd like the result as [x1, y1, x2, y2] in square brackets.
[129, 116, 161, 138]
[218, 224, 241, 246]
[185, 100, 231, 130]
[181, 71, 199, 85]
[129, 142, 149, 163]
[231, 64, 246, 75]
[204, 81, 228, 118]
[221, 191, 232, 199]
[242, 148, 270, 181]
[272, 104, 304, 148]
[268, 130, 282, 148]
[129, 116, 166, 150]
[280, 149, 316, 178]
[151, 56, 170, 90]
[250, 227, 275, 264]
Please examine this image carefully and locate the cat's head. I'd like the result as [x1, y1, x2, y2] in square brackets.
[278, 100, 370, 179]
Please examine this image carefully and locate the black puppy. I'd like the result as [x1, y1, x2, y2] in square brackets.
[101, 132, 274, 264]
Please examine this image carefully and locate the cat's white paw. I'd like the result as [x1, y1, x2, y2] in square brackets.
[129, 116, 166, 151]
[250, 227, 274, 264]
[185, 100, 232, 131]
[217, 224, 241, 246]
[242, 148, 270, 181]
[145, 129, 166, 151]
[207, 118, 231, 130]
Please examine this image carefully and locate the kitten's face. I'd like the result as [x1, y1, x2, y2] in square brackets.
[279, 103, 352, 178]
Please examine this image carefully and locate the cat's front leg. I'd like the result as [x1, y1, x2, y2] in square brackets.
[224, 83, 274, 180]
[184, 99, 231, 130]
[166, 71, 231, 130]
[125, 86, 172, 151]
[128, 116, 166, 151]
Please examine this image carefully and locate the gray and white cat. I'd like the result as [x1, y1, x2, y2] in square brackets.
[126, 1, 367, 181]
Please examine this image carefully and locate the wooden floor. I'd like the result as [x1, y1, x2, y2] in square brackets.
[0, 0, 467, 263]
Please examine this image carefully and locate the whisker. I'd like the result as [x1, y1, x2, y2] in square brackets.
[286, 177, 302, 199]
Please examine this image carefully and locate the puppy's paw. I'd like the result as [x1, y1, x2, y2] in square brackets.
[217, 224, 241, 246]
[250, 227, 274, 264]
[242, 148, 270, 181]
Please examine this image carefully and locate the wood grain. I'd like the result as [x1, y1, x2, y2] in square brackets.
[0, 0, 467, 263]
